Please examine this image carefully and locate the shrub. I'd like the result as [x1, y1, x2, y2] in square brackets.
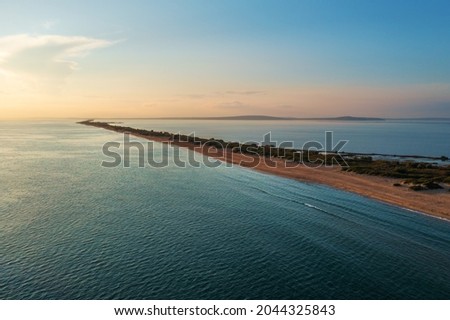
[409, 185, 425, 191]
[423, 181, 443, 190]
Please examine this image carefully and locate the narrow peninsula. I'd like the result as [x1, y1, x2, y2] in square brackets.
[79, 120, 450, 220]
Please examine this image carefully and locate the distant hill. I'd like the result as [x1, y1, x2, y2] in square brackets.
[392, 117, 450, 121]
[324, 116, 385, 121]
[169, 115, 296, 120]
[149, 115, 385, 121]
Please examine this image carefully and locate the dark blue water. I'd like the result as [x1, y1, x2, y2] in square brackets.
[1, 121, 449, 299]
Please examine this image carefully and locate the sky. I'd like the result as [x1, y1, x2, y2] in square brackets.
[1, 0, 450, 119]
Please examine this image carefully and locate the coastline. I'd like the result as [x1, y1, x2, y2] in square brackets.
[86, 123, 450, 220]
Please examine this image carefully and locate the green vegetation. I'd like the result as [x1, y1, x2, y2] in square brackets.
[343, 159, 449, 190]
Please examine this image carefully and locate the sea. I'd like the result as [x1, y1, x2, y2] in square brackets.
[118, 118, 450, 158]
[1, 120, 450, 299]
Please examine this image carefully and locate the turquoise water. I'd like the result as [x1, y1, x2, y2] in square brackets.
[1, 121, 450, 299]
[118, 119, 450, 158]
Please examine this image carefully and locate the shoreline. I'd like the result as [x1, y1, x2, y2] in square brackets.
[82, 122, 450, 221]
[179, 139, 450, 220]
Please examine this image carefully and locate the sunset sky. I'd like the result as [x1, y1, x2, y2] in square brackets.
[1, 0, 450, 119]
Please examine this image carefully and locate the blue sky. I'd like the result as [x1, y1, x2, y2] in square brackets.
[1, 0, 449, 118]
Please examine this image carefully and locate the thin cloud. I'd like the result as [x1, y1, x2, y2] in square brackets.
[278, 104, 295, 109]
[142, 103, 158, 108]
[216, 101, 247, 109]
[225, 90, 265, 95]
[176, 93, 208, 99]
[42, 20, 58, 30]
[176, 91, 265, 100]
[0, 34, 117, 81]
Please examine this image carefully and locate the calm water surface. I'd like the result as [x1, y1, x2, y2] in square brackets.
[1, 121, 449, 299]
[117, 119, 450, 158]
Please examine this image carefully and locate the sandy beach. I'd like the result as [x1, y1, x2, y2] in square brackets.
[124, 132, 450, 220]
